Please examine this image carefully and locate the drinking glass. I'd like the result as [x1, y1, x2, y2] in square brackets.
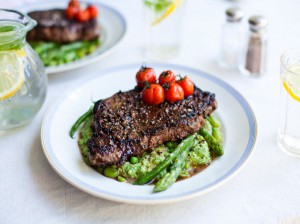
[0, 9, 47, 131]
[143, 0, 186, 60]
[278, 48, 300, 156]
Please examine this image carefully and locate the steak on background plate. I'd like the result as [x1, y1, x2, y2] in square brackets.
[27, 9, 100, 43]
[87, 86, 217, 167]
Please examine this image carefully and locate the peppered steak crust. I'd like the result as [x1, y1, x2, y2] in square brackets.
[27, 9, 100, 43]
[87, 86, 217, 167]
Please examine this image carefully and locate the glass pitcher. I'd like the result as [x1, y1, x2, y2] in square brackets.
[0, 9, 47, 130]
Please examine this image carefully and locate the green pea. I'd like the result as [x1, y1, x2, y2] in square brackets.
[165, 141, 178, 149]
[184, 162, 190, 170]
[168, 148, 176, 153]
[104, 166, 119, 178]
[117, 176, 126, 182]
[130, 156, 139, 164]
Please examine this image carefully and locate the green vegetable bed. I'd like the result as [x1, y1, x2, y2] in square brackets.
[77, 114, 223, 192]
[29, 39, 101, 66]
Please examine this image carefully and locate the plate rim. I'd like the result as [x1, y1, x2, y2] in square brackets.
[20, 0, 127, 74]
[41, 63, 258, 204]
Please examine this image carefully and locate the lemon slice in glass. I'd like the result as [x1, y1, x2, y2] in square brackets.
[283, 71, 300, 102]
[0, 49, 25, 100]
[152, 0, 182, 26]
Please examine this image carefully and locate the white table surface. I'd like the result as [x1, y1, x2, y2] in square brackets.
[1, 0, 300, 223]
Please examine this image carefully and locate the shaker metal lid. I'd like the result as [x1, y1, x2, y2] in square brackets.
[226, 8, 244, 22]
[248, 16, 268, 31]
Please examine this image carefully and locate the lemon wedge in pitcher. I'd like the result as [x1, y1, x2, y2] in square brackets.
[0, 49, 25, 100]
[151, 0, 182, 26]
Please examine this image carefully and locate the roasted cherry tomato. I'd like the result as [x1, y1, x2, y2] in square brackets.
[142, 84, 164, 105]
[76, 9, 91, 22]
[136, 66, 157, 88]
[66, 6, 79, 19]
[158, 70, 176, 86]
[87, 5, 98, 19]
[177, 76, 194, 97]
[164, 83, 184, 103]
[68, 0, 80, 8]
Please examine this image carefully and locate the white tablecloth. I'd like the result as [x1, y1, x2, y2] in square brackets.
[1, 0, 300, 223]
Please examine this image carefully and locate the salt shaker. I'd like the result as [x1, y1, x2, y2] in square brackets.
[218, 8, 244, 69]
[239, 16, 268, 77]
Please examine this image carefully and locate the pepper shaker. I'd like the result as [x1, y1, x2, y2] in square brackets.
[239, 16, 268, 77]
[218, 7, 244, 69]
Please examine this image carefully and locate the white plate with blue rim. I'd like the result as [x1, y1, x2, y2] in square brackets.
[21, 1, 126, 74]
[41, 63, 257, 204]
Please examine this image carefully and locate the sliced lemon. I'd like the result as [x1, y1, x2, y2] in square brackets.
[0, 50, 25, 101]
[283, 81, 300, 102]
[151, 0, 182, 26]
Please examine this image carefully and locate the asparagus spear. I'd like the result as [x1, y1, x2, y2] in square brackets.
[208, 115, 221, 128]
[134, 133, 196, 185]
[212, 127, 223, 142]
[199, 120, 223, 156]
[154, 147, 189, 192]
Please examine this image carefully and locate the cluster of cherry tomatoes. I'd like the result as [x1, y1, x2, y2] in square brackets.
[136, 67, 195, 105]
[66, 0, 98, 22]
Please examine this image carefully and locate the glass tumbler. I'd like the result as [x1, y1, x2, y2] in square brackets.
[143, 0, 186, 60]
[278, 48, 300, 156]
[0, 9, 47, 131]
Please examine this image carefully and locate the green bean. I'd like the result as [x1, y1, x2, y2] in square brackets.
[134, 134, 196, 185]
[104, 166, 119, 178]
[154, 146, 189, 192]
[130, 156, 139, 164]
[69, 106, 93, 138]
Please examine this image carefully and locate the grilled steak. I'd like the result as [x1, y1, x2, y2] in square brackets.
[87, 86, 217, 167]
[27, 9, 100, 43]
